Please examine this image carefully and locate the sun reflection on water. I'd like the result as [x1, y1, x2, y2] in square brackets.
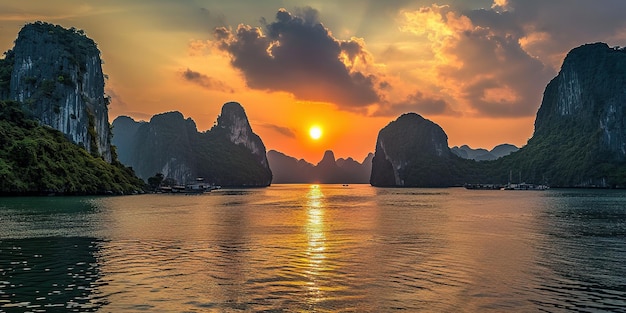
[305, 184, 327, 302]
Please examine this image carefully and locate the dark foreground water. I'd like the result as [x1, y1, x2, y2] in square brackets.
[1, 185, 625, 312]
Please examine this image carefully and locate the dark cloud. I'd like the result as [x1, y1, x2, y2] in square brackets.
[451, 0, 626, 117]
[444, 24, 554, 117]
[258, 123, 296, 138]
[182, 68, 234, 93]
[213, 7, 383, 110]
[495, 0, 626, 66]
[376, 91, 459, 117]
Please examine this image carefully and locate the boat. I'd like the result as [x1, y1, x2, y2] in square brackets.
[501, 182, 549, 190]
[499, 170, 549, 190]
[184, 177, 211, 194]
[464, 183, 504, 190]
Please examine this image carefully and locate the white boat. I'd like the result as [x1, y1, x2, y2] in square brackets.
[502, 182, 549, 190]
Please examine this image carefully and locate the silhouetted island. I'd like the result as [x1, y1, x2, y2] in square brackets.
[112, 102, 272, 187]
[267, 150, 373, 184]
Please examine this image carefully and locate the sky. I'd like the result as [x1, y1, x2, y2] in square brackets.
[1, 0, 626, 163]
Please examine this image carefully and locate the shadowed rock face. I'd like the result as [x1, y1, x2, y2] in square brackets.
[218, 101, 269, 168]
[112, 102, 272, 187]
[370, 113, 455, 187]
[369, 43, 626, 188]
[8, 22, 112, 162]
[534, 43, 626, 162]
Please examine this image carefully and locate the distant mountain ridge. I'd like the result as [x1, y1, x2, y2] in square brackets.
[112, 102, 272, 187]
[451, 144, 518, 161]
[267, 150, 373, 184]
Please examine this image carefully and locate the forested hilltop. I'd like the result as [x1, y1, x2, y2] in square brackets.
[0, 22, 144, 194]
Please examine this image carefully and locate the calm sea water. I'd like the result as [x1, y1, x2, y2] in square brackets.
[1, 185, 625, 312]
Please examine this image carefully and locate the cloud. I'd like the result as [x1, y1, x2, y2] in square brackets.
[181, 68, 234, 93]
[258, 122, 296, 138]
[376, 91, 459, 117]
[213, 7, 384, 111]
[105, 88, 128, 108]
[397, 1, 626, 118]
[486, 0, 626, 68]
[399, 4, 554, 117]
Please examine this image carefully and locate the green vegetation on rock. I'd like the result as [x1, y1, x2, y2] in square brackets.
[0, 100, 144, 195]
[371, 43, 626, 188]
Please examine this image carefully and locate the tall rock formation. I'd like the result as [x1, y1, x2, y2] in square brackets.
[216, 102, 270, 170]
[110, 115, 143, 166]
[112, 102, 272, 187]
[315, 150, 341, 183]
[370, 43, 626, 188]
[504, 43, 626, 187]
[7, 22, 112, 161]
[129, 111, 198, 183]
[534, 43, 626, 160]
[370, 113, 463, 187]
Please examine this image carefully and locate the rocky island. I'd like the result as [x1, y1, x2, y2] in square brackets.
[112, 102, 273, 187]
[371, 43, 626, 188]
[0, 22, 143, 194]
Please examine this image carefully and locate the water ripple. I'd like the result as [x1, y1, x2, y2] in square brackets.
[1, 186, 625, 312]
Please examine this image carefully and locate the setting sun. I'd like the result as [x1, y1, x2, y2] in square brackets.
[309, 126, 323, 140]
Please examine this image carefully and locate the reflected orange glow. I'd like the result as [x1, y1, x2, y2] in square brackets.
[305, 184, 327, 301]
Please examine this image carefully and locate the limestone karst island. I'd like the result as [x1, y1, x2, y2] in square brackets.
[2, 22, 626, 194]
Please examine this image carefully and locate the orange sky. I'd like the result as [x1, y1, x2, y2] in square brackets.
[2, 1, 626, 163]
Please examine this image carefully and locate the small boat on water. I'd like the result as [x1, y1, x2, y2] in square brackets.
[184, 177, 214, 194]
[501, 182, 549, 190]
[158, 177, 217, 194]
[464, 183, 504, 190]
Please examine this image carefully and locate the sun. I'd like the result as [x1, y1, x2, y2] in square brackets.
[309, 126, 323, 140]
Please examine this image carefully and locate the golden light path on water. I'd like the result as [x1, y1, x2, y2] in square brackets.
[305, 184, 327, 302]
[1, 185, 625, 312]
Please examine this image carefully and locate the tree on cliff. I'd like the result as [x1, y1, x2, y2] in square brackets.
[147, 173, 165, 191]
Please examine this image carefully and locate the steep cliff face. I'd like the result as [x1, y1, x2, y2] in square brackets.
[7, 22, 112, 161]
[110, 116, 144, 166]
[130, 112, 198, 183]
[216, 102, 269, 168]
[535, 43, 626, 162]
[370, 113, 459, 187]
[514, 43, 626, 186]
[368, 43, 626, 188]
[112, 102, 272, 186]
